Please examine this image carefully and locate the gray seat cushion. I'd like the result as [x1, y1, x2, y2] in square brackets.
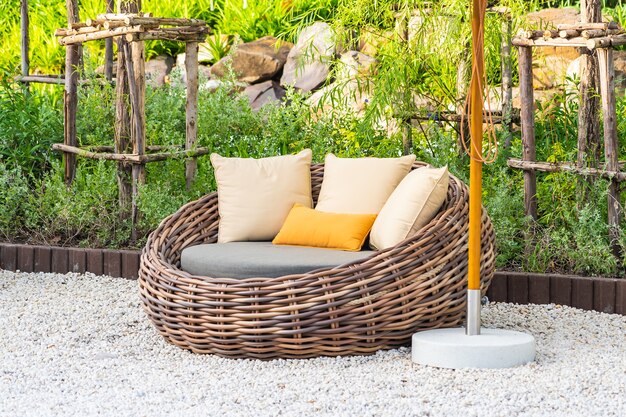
[180, 242, 375, 278]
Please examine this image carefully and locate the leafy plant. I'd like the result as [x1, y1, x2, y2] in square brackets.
[0, 73, 62, 178]
[0, 164, 31, 239]
[199, 31, 232, 64]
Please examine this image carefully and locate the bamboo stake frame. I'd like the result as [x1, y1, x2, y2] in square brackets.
[51, 0, 210, 240]
[512, 19, 622, 255]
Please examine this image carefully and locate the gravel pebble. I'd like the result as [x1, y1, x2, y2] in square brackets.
[1, 270, 625, 417]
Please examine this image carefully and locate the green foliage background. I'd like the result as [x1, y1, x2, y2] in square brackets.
[1, 0, 626, 276]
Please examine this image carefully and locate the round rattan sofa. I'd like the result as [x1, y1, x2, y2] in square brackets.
[138, 162, 496, 359]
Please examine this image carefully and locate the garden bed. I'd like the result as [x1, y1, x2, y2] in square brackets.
[1, 242, 624, 315]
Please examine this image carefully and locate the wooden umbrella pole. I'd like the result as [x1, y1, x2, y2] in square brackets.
[467, 0, 485, 336]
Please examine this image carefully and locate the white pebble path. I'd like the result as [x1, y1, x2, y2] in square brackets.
[0, 270, 624, 417]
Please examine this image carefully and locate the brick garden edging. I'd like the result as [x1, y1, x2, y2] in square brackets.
[1, 242, 624, 315]
[486, 271, 625, 315]
[0, 242, 140, 279]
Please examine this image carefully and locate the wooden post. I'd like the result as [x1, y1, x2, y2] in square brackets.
[577, 0, 602, 169]
[185, 41, 199, 190]
[120, 0, 144, 241]
[20, 0, 29, 89]
[130, 39, 146, 187]
[63, 0, 80, 185]
[122, 39, 146, 241]
[104, 0, 115, 82]
[518, 46, 537, 220]
[597, 48, 621, 256]
[114, 40, 132, 212]
[501, 16, 513, 148]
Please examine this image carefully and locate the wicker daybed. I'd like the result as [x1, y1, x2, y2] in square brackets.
[138, 162, 496, 359]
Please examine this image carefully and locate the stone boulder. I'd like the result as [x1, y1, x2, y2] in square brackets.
[307, 78, 373, 116]
[337, 50, 377, 80]
[511, 87, 561, 111]
[566, 50, 626, 95]
[525, 7, 581, 28]
[525, 8, 581, 89]
[145, 55, 174, 87]
[243, 80, 286, 111]
[532, 53, 576, 90]
[281, 22, 336, 92]
[524, 7, 616, 90]
[358, 27, 393, 56]
[95, 62, 116, 76]
[306, 51, 376, 116]
[175, 53, 212, 84]
[210, 36, 292, 84]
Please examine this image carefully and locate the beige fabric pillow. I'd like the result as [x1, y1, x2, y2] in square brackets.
[369, 165, 449, 250]
[211, 149, 313, 243]
[315, 154, 416, 214]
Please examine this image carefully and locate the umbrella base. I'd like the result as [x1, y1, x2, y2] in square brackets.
[411, 328, 536, 369]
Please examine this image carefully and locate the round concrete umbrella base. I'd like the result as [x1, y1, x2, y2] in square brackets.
[411, 328, 536, 369]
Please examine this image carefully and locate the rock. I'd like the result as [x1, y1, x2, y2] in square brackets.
[198, 65, 212, 80]
[566, 50, 626, 95]
[198, 44, 215, 63]
[281, 22, 336, 92]
[92, 352, 118, 361]
[337, 51, 376, 80]
[144, 55, 174, 87]
[210, 36, 292, 84]
[533, 54, 575, 90]
[176, 53, 212, 84]
[524, 8, 582, 89]
[95, 62, 116, 75]
[203, 79, 223, 93]
[511, 86, 561, 111]
[307, 51, 376, 115]
[243, 80, 285, 111]
[523, 7, 614, 90]
[613, 51, 626, 93]
[358, 28, 392, 56]
[525, 7, 581, 28]
[407, 13, 452, 46]
[307, 79, 372, 116]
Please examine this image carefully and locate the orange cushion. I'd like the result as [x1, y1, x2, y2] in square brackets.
[273, 204, 377, 251]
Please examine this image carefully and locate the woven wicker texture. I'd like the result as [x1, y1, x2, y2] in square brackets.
[138, 162, 496, 359]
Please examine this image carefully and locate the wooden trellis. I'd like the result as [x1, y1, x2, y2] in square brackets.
[511, 19, 624, 252]
[51, 0, 210, 240]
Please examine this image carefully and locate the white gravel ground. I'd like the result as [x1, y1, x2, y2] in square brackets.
[0, 270, 624, 417]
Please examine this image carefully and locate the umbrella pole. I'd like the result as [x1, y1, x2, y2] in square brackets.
[466, 0, 484, 336]
[411, 0, 535, 369]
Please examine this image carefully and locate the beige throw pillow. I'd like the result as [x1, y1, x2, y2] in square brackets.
[211, 149, 313, 243]
[315, 154, 416, 214]
[369, 165, 449, 250]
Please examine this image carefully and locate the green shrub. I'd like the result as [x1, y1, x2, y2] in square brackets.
[483, 165, 526, 269]
[76, 77, 116, 147]
[0, 75, 62, 178]
[0, 164, 31, 239]
[23, 160, 131, 248]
